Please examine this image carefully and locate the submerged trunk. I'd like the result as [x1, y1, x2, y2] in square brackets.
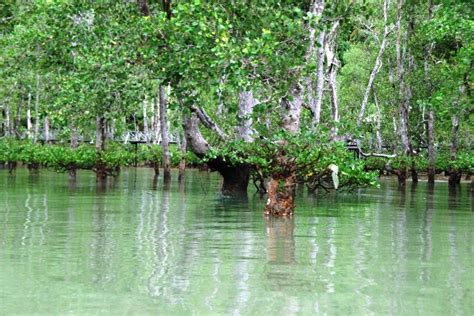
[183, 110, 250, 196]
[159, 85, 171, 182]
[265, 86, 302, 216]
[265, 173, 297, 217]
[427, 110, 436, 184]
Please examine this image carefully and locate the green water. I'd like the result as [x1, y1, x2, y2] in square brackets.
[0, 168, 473, 315]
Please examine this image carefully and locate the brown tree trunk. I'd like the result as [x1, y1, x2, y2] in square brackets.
[264, 173, 297, 217]
[159, 85, 171, 182]
[265, 86, 302, 216]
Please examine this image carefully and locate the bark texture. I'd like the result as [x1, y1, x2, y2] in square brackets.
[235, 91, 256, 142]
[265, 86, 303, 216]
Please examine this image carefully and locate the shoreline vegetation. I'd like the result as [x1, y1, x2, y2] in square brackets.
[1, 0, 472, 214]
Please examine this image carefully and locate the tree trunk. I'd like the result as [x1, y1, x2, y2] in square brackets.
[177, 128, 186, 182]
[142, 96, 150, 144]
[265, 174, 297, 217]
[95, 115, 107, 180]
[357, 0, 390, 127]
[304, 0, 325, 126]
[325, 20, 340, 140]
[448, 110, 461, 187]
[396, 0, 411, 186]
[183, 110, 249, 196]
[152, 97, 160, 144]
[26, 93, 32, 139]
[14, 94, 22, 139]
[313, 30, 325, 125]
[425, 1, 436, 185]
[69, 125, 79, 180]
[374, 90, 383, 151]
[4, 103, 11, 137]
[44, 116, 50, 143]
[265, 86, 302, 216]
[159, 85, 171, 182]
[236, 91, 256, 142]
[427, 110, 435, 184]
[33, 74, 40, 144]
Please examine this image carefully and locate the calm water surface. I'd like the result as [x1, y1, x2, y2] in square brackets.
[1, 168, 473, 315]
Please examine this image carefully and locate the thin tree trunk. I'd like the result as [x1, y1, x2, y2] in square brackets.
[313, 30, 325, 125]
[5, 103, 11, 137]
[426, 0, 436, 185]
[14, 94, 22, 139]
[448, 83, 465, 186]
[325, 20, 340, 140]
[95, 115, 107, 180]
[357, 0, 391, 127]
[142, 96, 149, 144]
[33, 74, 40, 144]
[26, 93, 32, 139]
[152, 97, 160, 144]
[427, 110, 435, 184]
[69, 125, 79, 180]
[177, 128, 186, 182]
[159, 85, 171, 182]
[44, 116, 50, 143]
[396, 0, 410, 186]
[374, 90, 383, 151]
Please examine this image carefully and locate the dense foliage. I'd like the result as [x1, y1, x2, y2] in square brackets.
[1, 0, 472, 199]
